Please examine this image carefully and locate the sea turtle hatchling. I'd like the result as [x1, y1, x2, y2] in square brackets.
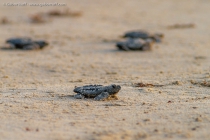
[73, 84, 121, 101]
[6, 37, 48, 50]
[123, 30, 164, 42]
[116, 38, 153, 51]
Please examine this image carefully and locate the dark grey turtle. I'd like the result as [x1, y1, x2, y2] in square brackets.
[123, 30, 164, 42]
[73, 84, 121, 101]
[116, 38, 153, 51]
[6, 37, 48, 50]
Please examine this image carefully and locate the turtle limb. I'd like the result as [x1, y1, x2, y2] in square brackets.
[151, 35, 163, 43]
[120, 45, 130, 51]
[23, 44, 40, 50]
[94, 92, 110, 101]
[74, 93, 85, 99]
[116, 42, 130, 51]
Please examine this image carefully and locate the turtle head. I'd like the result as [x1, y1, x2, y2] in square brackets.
[34, 40, 49, 48]
[107, 84, 121, 94]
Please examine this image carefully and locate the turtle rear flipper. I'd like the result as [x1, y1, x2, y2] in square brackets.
[23, 44, 40, 50]
[94, 92, 109, 101]
[141, 43, 152, 51]
[116, 42, 130, 51]
[152, 34, 164, 43]
[140, 39, 153, 51]
[74, 94, 85, 99]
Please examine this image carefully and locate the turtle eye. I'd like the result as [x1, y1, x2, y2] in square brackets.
[112, 85, 116, 88]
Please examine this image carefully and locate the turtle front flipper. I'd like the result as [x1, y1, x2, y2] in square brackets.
[152, 34, 164, 43]
[94, 92, 109, 101]
[116, 42, 130, 51]
[74, 93, 85, 99]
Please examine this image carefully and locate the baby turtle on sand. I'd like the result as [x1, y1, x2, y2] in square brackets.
[6, 37, 48, 50]
[116, 38, 153, 51]
[74, 84, 121, 101]
[123, 30, 164, 42]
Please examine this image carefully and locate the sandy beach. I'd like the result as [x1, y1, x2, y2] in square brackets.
[0, 0, 210, 139]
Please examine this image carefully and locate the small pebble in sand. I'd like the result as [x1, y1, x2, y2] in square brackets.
[195, 117, 202, 122]
[0, 17, 10, 24]
[167, 100, 173, 103]
[144, 119, 150, 122]
[47, 9, 82, 17]
[154, 129, 159, 132]
[136, 122, 141, 125]
[134, 82, 164, 87]
[191, 80, 210, 87]
[191, 127, 196, 131]
[172, 81, 182, 85]
[167, 23, 195, 29]
[29, 14, 49, 23]
[25, 127, 30, 131]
